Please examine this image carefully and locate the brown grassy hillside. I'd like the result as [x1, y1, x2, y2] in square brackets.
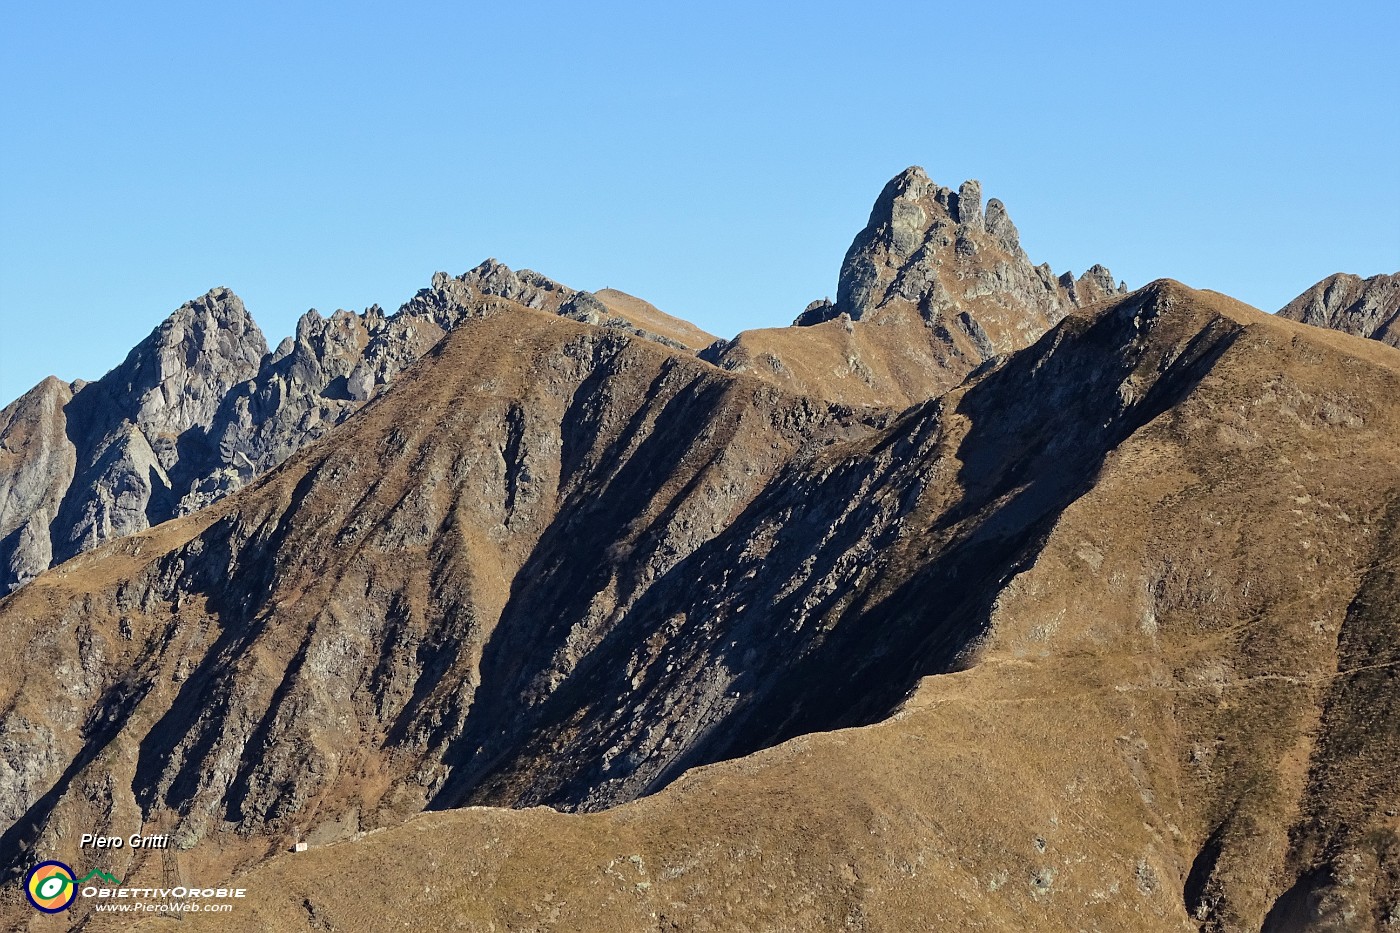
[3, 283, 1398, 932]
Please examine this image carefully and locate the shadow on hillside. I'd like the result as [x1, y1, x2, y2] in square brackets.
[429, 290, 1242, 811]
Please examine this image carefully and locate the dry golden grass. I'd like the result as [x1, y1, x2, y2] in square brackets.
[594, 289, 717, 352]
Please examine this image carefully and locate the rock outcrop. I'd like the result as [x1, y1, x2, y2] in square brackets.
[702, 167, 1126, 407]
[0, 377, 76, 587]
[1277, 271, 1400, 347]
[0, 289, 266, 591]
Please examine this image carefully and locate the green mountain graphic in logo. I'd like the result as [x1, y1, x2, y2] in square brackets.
[76, 869, 124, 885]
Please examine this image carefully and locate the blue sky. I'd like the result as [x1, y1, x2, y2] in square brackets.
[3, 0, 1397, 401]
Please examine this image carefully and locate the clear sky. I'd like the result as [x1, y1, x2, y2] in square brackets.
[3, 0, 1397, 402]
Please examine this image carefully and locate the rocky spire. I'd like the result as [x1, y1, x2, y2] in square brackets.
[982, 197, 1020, 254]
[0, 290, 270, 587]
[954, 179, 984, 230]
[45, 288, 268, 566]
[101, 287, 268, 468]
[697, 167, 1132, 409]
[829, 166, 1123, 340]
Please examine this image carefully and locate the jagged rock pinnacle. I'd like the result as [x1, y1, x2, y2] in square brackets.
[955, 179, 984, 230]
[834, 167, 1117, 329]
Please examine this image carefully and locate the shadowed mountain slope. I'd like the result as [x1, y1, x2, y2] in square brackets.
[0, 292, 881, 904]
[4, 281, 1399, 932]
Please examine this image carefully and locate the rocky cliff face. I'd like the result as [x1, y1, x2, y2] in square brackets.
[0, 288, 266, 591]
[4, 281, 1399, 933]
[830, 170, 1121, 328]
[0, 263, 716, 593]
[702, 167, 1126, 406]
[0, 377, 75, 586]
[1277, 271, 1400, 346]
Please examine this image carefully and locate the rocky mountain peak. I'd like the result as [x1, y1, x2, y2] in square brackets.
[0, 259, 722, 593]
[0, 288, 272, 585]
[982, 197, 1020, 253]
[701, 168, 1130, 408]
[1059, 263, 1123, 307]
[833, 168, 1103, 327]
[1277, 271, 1399, 347]
[955, 179, 984, 229]
[109, 286, 268, 447]
[455, 258, 573, 312]
[846, 166, 958, 276]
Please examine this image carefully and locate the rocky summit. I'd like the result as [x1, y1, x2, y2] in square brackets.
[1, 170, 1398, 933]
[701, 167, 1125, 407]
[1277, 271, 1400, 347]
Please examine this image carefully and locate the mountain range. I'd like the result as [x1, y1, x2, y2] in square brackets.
[1, 168, 1397, 932]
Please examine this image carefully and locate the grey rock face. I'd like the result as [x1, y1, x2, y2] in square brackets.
[195, 262, 696, 516]
[792, 298, 838, 326]
[60, 424, 168, 557]
[3, 279, 491, 591]
[193, 303, 451, 513]
[0, 262, 707, 592]
[0, 377, 76, 588]
[1, 289, 266, 590]
[699, 166, 1129, 406]
[115, 286, 269, 467]
[833, 167, 1123, 333]
[1060, 263, 1122, 307]
[983, 197, 1020, 254]
[452, 258, 572, 311]
[1277, 272, 1400, 347]
[955, 179, 984, 229]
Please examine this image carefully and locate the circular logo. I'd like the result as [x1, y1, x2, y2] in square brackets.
[25, 861, 77, 913]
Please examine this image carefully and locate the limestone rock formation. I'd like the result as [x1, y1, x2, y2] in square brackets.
[0, 288, 265, 591]
[703, 167, 1127, 406]
[0, 377, 75, 586]
[1277, 271, 1400, 347]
